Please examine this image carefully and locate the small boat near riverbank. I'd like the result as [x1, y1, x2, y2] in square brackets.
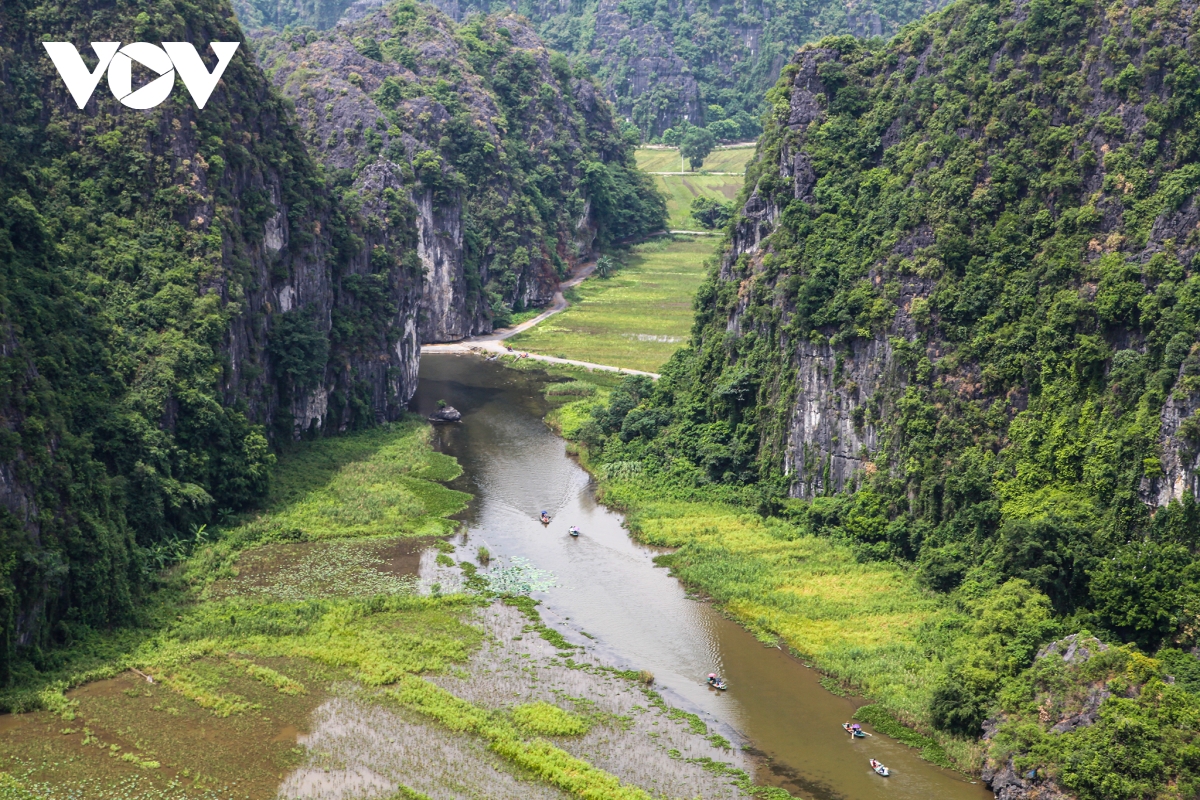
[870, 759, 889, 776]
[568, 525, 580, 537]
[843, 723, 865, 738]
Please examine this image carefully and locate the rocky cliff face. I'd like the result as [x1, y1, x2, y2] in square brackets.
[253, 2, 663, 341]
[0, 0, 421, 672]
[707, 1, 1200, 512]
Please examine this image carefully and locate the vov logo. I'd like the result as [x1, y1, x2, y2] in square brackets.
[43, 42, 240, 110]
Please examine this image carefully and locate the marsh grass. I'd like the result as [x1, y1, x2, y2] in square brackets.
[512, 700, 591, 736]
[233, 419, 468, 542]
[415, 604, 750, 800]
[508, 238, 715, 372]
[545, 380, 598, 397]
[206, 536, 427, 601]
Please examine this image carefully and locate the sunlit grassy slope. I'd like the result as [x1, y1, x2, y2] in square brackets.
[635, 146, 755, 173]
[507, 237, 715, 372]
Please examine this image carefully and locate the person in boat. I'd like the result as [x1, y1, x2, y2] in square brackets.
[707, 673, 723, 687]
[540, 511, 550, 523]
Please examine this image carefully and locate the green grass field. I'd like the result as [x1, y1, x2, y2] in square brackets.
[635, 146, 755, 174]
[506, 237, 715, 372]
[653, 174, 743, 229]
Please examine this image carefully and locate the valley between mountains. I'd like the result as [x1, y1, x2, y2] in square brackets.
[4, 1, 1200, 799]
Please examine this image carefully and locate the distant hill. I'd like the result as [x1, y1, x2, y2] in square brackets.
[233, 0, 948, 138]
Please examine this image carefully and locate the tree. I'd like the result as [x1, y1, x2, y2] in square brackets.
[595, 255, 618, 277]
[679, 127, 715, 171]
[690, 196, 733, 229]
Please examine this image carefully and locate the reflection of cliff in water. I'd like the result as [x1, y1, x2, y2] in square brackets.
[412, 353, 993, 800]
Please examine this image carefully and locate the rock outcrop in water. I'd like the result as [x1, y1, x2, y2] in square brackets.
[251, 2, 664, 341]
[428, 405, 463, 423]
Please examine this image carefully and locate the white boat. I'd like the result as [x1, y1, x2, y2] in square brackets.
[870, 759, 889, 777]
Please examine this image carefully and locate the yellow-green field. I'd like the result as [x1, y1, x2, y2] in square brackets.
[506, 237, 715, 372]
[653, 174, 743, 229]
[635, 145, 755, 174]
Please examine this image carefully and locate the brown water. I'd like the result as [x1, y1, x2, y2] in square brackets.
[412, 353, 994, 800]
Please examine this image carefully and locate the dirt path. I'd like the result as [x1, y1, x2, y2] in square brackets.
[420, 259, 661, 378]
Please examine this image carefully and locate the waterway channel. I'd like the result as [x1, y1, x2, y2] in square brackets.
[411, 353, 993, 800]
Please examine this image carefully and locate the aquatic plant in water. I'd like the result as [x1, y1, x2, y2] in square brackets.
[484, 558, 557, 595]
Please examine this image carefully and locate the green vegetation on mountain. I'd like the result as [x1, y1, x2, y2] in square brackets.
[563, 0, 1200, 795]
[0, 0, 377, 683]
[254, 2, 666, 334]
[447, 0, 948, 138]
[233, 0, 949, 141]
[232, 0, 356, 29]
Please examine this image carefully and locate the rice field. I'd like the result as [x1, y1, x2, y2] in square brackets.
[635, 146, 755, 174]
[653, 174, 744, 229]
[506, 237, 716, 373]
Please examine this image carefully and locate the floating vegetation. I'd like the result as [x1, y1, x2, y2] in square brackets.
[209, 537, 424, 602]
[484, 557, 557, 595]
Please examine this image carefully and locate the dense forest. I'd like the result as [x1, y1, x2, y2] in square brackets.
[575, 0, 1200, 795]
[232, 0, 949, 139]
[252, 1, 665, 339]
[0, 0, 659, 684]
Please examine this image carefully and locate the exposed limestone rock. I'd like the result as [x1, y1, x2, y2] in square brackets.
[428, 405, 463, 422]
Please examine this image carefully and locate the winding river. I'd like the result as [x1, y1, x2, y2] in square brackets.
[412, 353, 993, 800]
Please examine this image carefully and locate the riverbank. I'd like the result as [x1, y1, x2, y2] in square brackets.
[538, 381, 990, 776]
[413, 354, 991, 799]
[0, 419, 751, 799]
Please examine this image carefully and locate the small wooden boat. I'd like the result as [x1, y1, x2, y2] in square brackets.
[710, 679, 728, 690]
[843, 723, 866, 738]
[568, 526, 580, 537]
[540, 512, 551, 525]
[870, 759, 889, 777]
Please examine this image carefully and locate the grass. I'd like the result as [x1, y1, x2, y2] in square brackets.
[548, 416, 987, 771]
[386, 676, 657, 800]
[0, 411, 755, 800]
[506, 237, 715, 372]
[652, 174, 743, 229]
[240, 418, 469, 541]
[635, 145, 755, 174]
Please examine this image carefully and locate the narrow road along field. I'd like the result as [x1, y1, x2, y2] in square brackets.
[504, 237, 717, 374]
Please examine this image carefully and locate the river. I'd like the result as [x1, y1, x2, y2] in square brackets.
[411, 353, 993, 800]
